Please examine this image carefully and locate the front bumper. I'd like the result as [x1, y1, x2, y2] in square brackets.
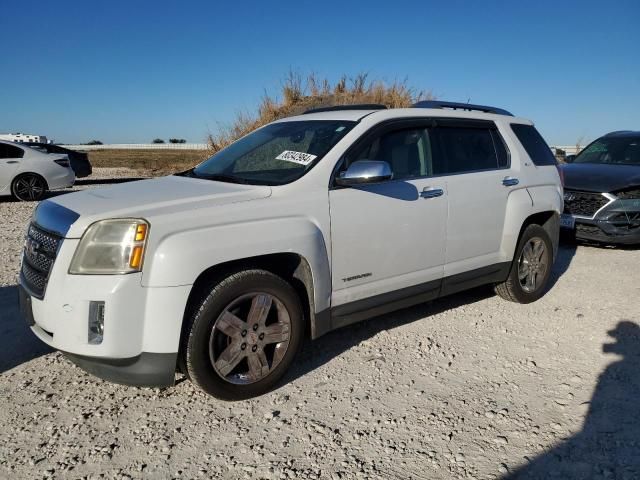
[65, 352, 177, 387]
[18, 238, 191, 387]
[573, 218, 640, 245]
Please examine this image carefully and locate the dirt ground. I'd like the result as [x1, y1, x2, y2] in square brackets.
[1, 169, 639, 479]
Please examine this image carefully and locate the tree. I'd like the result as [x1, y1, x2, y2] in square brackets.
[152, 138, 165, 144]
[169, 138, 187, 144]
[86, 140, 103, 145]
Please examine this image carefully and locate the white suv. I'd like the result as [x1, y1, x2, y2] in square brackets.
[18, 101, 563, 400]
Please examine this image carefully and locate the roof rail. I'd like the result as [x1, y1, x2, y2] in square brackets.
[303, 104, 387, 114]
[413, 100, 513, 117]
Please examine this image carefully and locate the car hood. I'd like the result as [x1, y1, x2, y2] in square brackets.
[560, 163, 640, 193]
[40, 175, 272, 238]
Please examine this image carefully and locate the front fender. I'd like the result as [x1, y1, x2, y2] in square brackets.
[142, 217, 332, 314]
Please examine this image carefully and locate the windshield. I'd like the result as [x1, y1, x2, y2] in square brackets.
[573, 136, 640, 166]
[190, 120, 356, 185]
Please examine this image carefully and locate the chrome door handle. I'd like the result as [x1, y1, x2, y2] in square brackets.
[502, 176, 519, 187]
[420, 187, 444, 199]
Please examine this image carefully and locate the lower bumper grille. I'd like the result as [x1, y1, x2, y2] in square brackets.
[564, 190, 610, 217]
[20, 223, 62, 299]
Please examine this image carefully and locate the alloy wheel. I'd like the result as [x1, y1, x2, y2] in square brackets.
[14, 175, 45, 201]
[517, 237, 549, 293]
[209, 292, 291, 384]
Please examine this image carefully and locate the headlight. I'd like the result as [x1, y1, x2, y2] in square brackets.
[69, 219, 149, 274]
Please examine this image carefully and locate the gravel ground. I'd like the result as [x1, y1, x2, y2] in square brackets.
[1, 168, 639, 479]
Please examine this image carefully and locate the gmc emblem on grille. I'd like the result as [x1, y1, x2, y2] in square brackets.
[25, 237, 42, 257]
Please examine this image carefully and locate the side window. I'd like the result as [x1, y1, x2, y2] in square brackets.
[491, 130, 510, 168]
[510, 124, 557, 166]
[345, 127, 433, 181]
[0, 143, 25, 159]
[433, 127, 501, 175]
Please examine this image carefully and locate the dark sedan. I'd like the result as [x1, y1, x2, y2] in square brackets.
[560, 131, 640, 244]
[24, 143, 92, 178]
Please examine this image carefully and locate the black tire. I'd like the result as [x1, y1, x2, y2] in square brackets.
[182, 269, 304, 400]
[495, 224, 553, 304]
[11, 173, 47, 201]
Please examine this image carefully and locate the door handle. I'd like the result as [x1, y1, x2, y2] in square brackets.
[6, 160, 19, 164]
[420, 187, 444, 199]
[502, 176, 519, 187]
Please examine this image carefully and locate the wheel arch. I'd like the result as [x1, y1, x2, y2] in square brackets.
[179, 252, 325, 362]
[500, 184, 561, 263]
[515, 210, 560, 261]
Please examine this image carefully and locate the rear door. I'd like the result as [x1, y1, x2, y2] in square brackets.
[431, 119, 515, 276]
[0, 143, 25, 191]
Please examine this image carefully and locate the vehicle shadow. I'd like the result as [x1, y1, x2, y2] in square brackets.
[0, 285, 52, 374]
[547, 241, 577, 289]
[287, 246, 577, 385]
[289, 285, 495, 383]
[503, 320, 640, 479]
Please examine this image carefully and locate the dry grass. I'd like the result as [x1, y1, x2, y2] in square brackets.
[208, 72, 434, 152]
[88, 149, 208, 175]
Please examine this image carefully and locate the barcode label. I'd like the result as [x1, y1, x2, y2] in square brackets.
[275, 150, 317, 166]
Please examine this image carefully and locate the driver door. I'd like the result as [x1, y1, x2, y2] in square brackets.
[329, 121, 447, 320]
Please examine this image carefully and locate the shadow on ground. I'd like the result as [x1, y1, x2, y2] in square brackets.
[548, 242, 577, 289]
[504, 320, 640, 479]
[0, 285, 52, 374]
[289, 244, 577, 384]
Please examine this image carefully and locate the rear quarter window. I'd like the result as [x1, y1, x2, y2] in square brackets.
[510, 124, 557, 166]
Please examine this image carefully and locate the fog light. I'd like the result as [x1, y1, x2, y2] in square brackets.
[88, 301, 105, 345]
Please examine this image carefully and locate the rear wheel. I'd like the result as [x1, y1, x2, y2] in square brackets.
[183, 270, 304, 400]
[495, 224, 553, 304]
[11, 173, 47, 201]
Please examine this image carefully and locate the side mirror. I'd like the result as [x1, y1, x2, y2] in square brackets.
[335, 160, 393, 186]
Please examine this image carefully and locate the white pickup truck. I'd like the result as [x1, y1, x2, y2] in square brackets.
[19, 101, 563, 400]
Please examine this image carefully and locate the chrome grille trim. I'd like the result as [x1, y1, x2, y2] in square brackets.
[563, 190, 615, 219]
[20, 223, 63, 299]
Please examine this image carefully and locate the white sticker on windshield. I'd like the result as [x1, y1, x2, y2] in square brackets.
[276, 150, 317, 166]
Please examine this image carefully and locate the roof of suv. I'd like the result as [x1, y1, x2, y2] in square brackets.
[273, 100, 534, 125]
[280, 106, 533, 125]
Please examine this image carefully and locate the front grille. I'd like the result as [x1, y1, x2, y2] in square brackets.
[20, 223, 62, 299]
[564, 190, 609, 217]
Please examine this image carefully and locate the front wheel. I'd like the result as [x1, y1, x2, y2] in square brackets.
[183, 270, 304, 400]
[495, 224, 553, 304]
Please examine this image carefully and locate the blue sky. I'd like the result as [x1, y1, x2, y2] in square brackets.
[1, 0, 638, 145]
